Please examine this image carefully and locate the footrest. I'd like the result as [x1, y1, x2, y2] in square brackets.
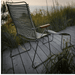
[59, 33, 70, 35]
[10, 49, 30, 57]
[48, 30, 57, 34]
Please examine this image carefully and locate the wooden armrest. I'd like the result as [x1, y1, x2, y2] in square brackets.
[39, 24, 50, 28]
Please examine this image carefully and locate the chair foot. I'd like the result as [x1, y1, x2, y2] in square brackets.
[32, 56, 52, 69]
[10, 49, 30, 58]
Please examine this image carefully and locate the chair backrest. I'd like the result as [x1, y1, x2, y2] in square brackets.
[6, 2, 36, 39]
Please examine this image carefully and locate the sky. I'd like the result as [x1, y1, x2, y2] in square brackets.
[1, 0, 75, 6]
[1, 0, 75, 12]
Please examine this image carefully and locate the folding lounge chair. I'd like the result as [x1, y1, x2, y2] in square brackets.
[6, 1, 52, 68]
[6, 1, 74, 69]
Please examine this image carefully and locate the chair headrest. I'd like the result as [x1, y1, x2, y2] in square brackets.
[6, 1, 27, 5]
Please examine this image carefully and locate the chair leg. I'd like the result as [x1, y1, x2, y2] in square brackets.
[43, 34, 54, 44]
[32, 35, 52, 69]
[61, 34, 72, 50]
[32, 40, 38, 68]
[42, 36, 45, 44]
[61, 35, 63, 50]
[23, 41, 31, 51]
[47, 34, 51, 55]
[10, 36, 31, 57]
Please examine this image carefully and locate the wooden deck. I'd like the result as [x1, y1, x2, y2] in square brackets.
[2, 26, 75, 74]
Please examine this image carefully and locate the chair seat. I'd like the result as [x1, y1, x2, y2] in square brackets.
[36, 32, 47, 39]
[36, 30, 57, 39]
[48, 30, 57, 34]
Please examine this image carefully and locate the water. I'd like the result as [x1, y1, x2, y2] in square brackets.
[29, 5, 52, 13]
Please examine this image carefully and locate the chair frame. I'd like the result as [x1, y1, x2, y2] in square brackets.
[6, 1, 52, 69]
[6, 1, 73, 69]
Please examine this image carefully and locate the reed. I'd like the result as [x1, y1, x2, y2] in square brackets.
[42, 43, 75, 74]
[31, 1, 75, 32]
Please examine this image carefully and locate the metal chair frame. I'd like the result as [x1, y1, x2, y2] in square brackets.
[6, 1, 74, 69]
[6, 1, 52, 69]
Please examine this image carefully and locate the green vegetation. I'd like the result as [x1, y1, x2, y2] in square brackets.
[31, 1, 75, 32]
[42, 43, 75, 74]
[1, 21, 24, 50]
[1, 1, 75, 50]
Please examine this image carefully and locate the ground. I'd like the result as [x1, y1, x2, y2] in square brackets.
[2, 26, 75, 74]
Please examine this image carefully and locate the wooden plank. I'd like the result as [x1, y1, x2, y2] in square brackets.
[38, 42, 50, 57]
[45, 43, 60, 54]
[2, 49, 13, 74]
[18, 43, 30, 53]
[58, 26, 75, 33]
[24, 43, 42, 66]
[47, 26, 75, 45]
[23, 42, 31, 51]
[18, 43, 39, 73]
[36, 64, 46, 74]
[59, 31, 75, 42]
[20, 42, 46, 73]
[53, 35, 73, 49]
[12, 54, 26, 74]
[15, 41, 46, 73]
[48, 35, 61, 48]
[43, 36, 62, 54]
[52, 33, 75, 46]
[30, 41, 48, 62]
[29, 40, 57, 73]
[45, 35, 61, 46]
[21, 52, 37, 74]
[58, 26, 75, 44]
[29, 41, 47, 73]
[28, 47, 45, 73]
[12, 48, 19, 56]
[55, 33, 75, 45]
[52, 26, 75, 49]
[38, 37, 60, 55]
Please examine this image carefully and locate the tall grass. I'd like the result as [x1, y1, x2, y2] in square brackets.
[1, 16, 23, 50]
[42, 44, 75, 74]
[31, 1, 75, 32]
